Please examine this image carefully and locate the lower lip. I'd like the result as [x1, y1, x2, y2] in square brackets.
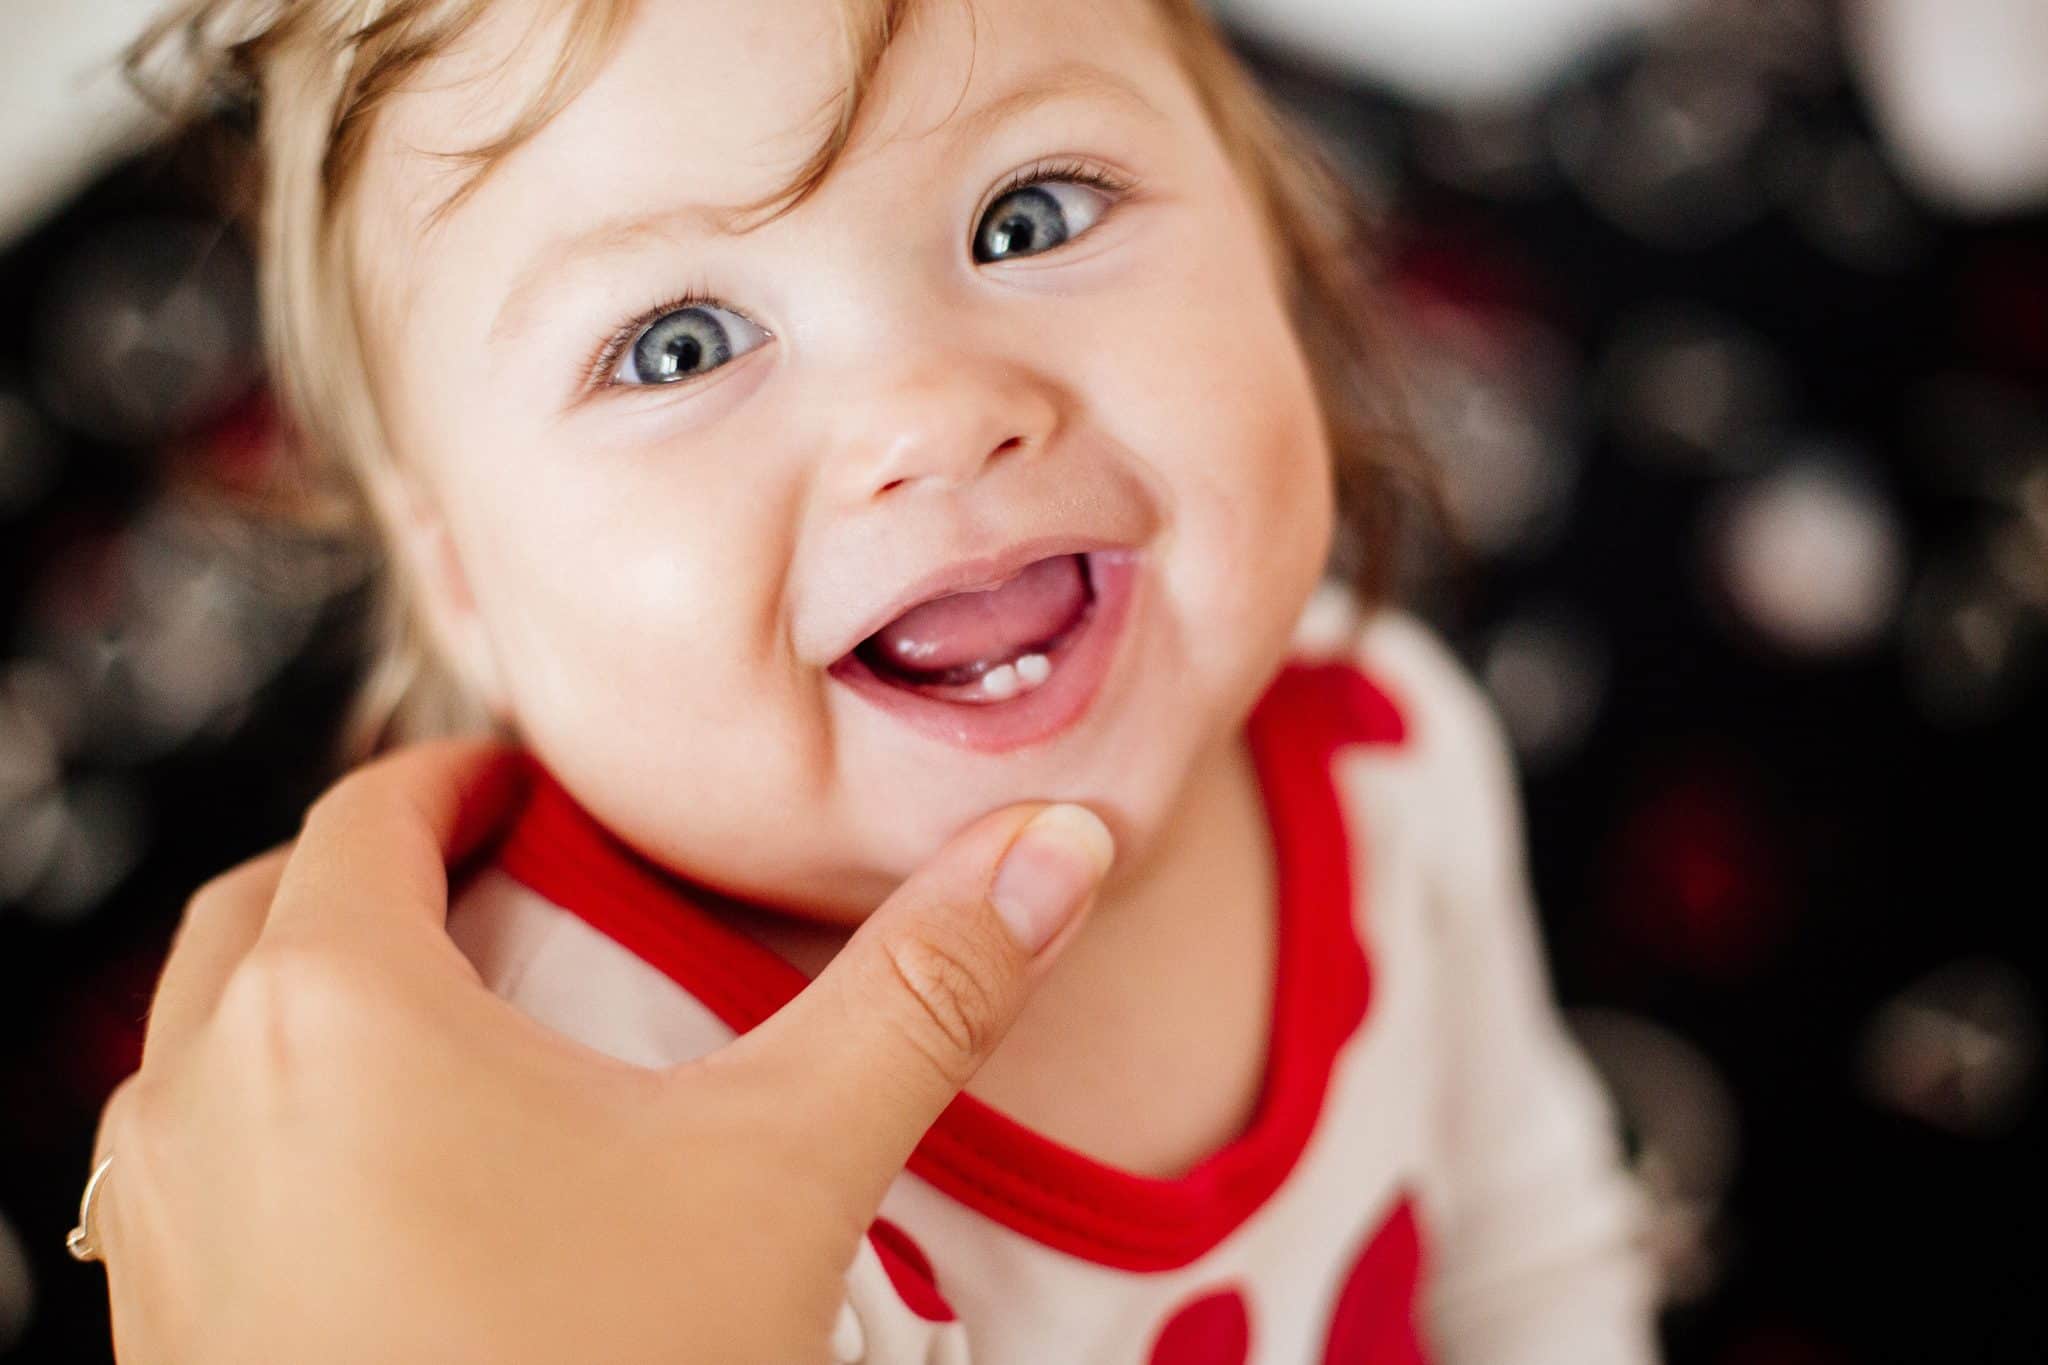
[828, 549, 1142, 754]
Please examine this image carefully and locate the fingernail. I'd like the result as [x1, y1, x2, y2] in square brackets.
[989, 805, 1115, 954]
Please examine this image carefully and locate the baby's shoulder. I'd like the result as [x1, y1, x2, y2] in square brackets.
[1293, 589, 1514, 781]
[1290, 589, 1527, 880]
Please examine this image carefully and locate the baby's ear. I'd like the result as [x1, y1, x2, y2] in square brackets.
[360, 456, 514, 724]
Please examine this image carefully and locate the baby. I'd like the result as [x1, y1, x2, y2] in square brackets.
[135, 0, 1659, 1359]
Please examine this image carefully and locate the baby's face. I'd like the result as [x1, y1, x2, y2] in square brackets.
[357, 0, 1334, 914]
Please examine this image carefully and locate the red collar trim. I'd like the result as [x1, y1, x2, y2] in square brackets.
[493, 659, 1406, 1272]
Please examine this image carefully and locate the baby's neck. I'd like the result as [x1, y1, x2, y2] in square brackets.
[711, 728, 1279, 1177]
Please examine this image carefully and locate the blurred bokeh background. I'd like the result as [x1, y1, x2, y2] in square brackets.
[2, 0, 2044, 1360]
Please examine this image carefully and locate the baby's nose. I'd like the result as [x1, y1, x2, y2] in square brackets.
[824, 352, 1058, 504]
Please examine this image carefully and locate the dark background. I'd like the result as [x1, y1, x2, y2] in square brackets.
[2, 4, 2043, 1361]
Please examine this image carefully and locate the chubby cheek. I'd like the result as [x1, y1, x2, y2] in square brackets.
[1184, 350, 1330, 628]
[442, 443, 854, 891]
[1104, 244, 1334, 691]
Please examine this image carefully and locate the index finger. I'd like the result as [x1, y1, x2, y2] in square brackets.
[257, 738, 527, 953]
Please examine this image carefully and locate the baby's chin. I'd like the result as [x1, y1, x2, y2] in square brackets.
[787, 744, 1198, 918]
[800, 644, 1281, 918]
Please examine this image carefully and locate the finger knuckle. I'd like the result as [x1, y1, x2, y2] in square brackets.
[183, 866, 244, 921]
[97, 1073, 145, 1154]
[217, 945, 370, 1079]
[174, 864, 268, 946]
[877, 926, 1006, 1077]
[299, 773, 367, 836]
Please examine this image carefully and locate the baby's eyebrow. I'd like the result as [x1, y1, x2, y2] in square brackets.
[486, 60, 1164, 346]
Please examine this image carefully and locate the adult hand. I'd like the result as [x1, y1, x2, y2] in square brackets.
[82, 740, 1113, 1364]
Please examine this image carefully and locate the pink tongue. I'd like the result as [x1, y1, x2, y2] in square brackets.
[869, 554, 1086, 675]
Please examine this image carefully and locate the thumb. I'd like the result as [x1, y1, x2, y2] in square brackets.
[731, 801, 1114, 1208]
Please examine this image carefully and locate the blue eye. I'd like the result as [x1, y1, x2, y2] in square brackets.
[609, 300, 769, 387]
[973, 173, 1120, 264]
[588, 163, 1127, 392]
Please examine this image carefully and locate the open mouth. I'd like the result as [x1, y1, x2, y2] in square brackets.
[851, 551, 1095, 702]
[828, 548, 1140, 752]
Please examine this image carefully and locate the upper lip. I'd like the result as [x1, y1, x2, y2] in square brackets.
[824, 533, 1124, 666]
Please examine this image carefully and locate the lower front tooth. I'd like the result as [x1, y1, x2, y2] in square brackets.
[1015, 653, 1051, 686]
[981, 663, 1020, 699]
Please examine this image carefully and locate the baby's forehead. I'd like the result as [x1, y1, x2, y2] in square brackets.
[357, 0, 1175, 269]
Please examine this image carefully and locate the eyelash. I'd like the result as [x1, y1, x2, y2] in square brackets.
[985, 155, 1132, 221]
[580, 156, 1136, 393]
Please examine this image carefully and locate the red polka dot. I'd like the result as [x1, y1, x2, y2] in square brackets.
[1148, 1285, 1251, 1365]
[1320, 1198, 1427, 1363]
[867, 1218, 955, 1322]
